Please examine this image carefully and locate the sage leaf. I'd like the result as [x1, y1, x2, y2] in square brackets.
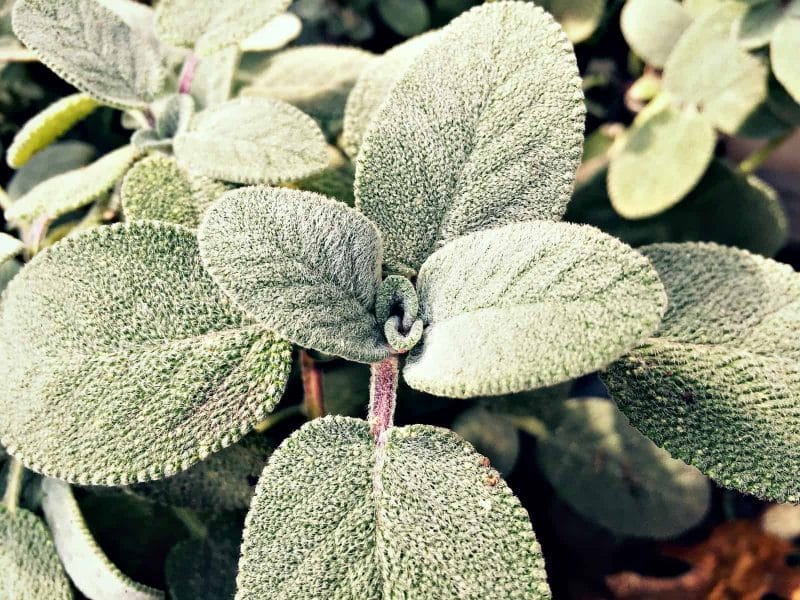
[603, 243, 800, 502]
[236, 417, 551, 599]
[7, 141, 96, 200]
[377, 0, 430, 37]
[608, 96, 715, 219]
[620, 0, 692, 68]
[239, 13, 301, 52]
[6, 93, 99, 168]
[538, 398, 710, 539]
[155, 0, 291, 55]
[173, 97, 329, 185]
[40, 478, 164, 600]
[0, 232, 23, 266]
[663, 2, 768, 134]
[0, 506, 72, 600]
[771, 6, 800, 102]
[404, 221, 666, 398]
[198, 187, 389, 363]
[0, 222, 292, 485]
[4, 145, 140, 225]
[539, 0, 605, 44]
[355, 2, 585, 275]
[12, 0, 167, 109]
[191, 46, 239, 109]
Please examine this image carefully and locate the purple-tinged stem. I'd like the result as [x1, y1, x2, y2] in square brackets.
[178, 52, 199, 94]
[300, 350, 325, 419]
[368, 355, 399, 445]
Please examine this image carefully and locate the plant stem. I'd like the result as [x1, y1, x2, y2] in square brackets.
[368, 355, 399, 445]
[738, 130, 793, 175]
[253, 404, 304, 433]
[3, 458, 24, 513]
[178, 52, 199, 94]
[300, 350, 325, 419]
[172, 506, 208, 539]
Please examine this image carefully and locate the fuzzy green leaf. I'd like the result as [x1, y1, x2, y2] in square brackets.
[0, 232, 23, 266]
[7, 142, 96, 201]
[355, 2, 585, 275]
[173, 97, 329, 185]
[12, 0, 167, 109]
[6, 93, 99, 169]
[771, 7, 800, 102]
[0, 260, 20, 293]
[236, 417, 551, 599]
[191, 47, 238, 109]
[736, 0, 782, 49]
[608, 97, 715, 219]
[198, 187, 389, 363]
[239, 13, 301, 51]
[0, 506, 72, 600]
[241, 46, 374, 138]
[341, 31, 438, 159]
[404, 221, 666, 398]
[377, 0, 430, 37]
[603, 243, 800, 502]
[663, 3, 768, 134]
[0, 222, 292, 485]
[155, 0, 291, 55]
[4, 145, 139, 225]
[620, 0, 692, 68]
[540, 0, 605, 44]
[121, 154, 227, 228]
[40, 478, 164, 600]
[538, 398, 710, 539]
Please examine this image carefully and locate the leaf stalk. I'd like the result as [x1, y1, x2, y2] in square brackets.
[300, 350, 325, 419]
[178, 52, 199, 95]
[738, 130, 794, 175]
[2, 458, 24, 513]
[368, 355, 399, 445]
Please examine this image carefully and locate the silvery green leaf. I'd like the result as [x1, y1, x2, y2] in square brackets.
[7, 142, 96, 201]
[608, 96, 715, 219]
[538, 397, 710, 539]
[603, 243, 800, 502]
[198, 187, 389, 363]
[620, 0, 692, 68]
[539, 0, 605, 44]
[452, 408, 519, 477]
[341, 31, 438, 159]
[236, 417, 551, 599]
[771, 4, 800, 102]
[40, 478, 164, 600]
[121, 154, 228, 228]
[0, 232, 23, 266]
[377, 0, 430, 37]
[239, 13, 301, 52]
[0, 221, 292, 485]
[96, 0, 155, 29]
[154, 93, 194, 140]
[155, 0, 291, 55]
[355, 2, 585, 275]
[191, 46, 239, 109]
[404, 221, 666, 398]
[735, 0, 782, 49]
[663, 2, 768, 134]
[0, 506, 72, 600]
[6, 93, 99, 169]
[12, 0, 167, 109]
[0, 260, 20, 293]
[4, 145, 140, 225]
[241, 45, 374, 138]
[173, 97, 329, 185]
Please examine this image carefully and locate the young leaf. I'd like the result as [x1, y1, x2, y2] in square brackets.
[620, 0, 692, 68]
[539, 0, 605, 44]
[6, 93, 99, 168]
[377, 0, 430, 37]
[404, 221, 666, 398]
[608, 97, 715, 219]
[771, 7, 800, 103]
[241, 46, 374, 138]
[663, 3, 768, 134]
[341, 31, 438, 159]
[121, 154, 228, 228]
[40, 478, 165, 599]
[538, 398, 710, 539]
[355, 2, 585, 275]
[236, 417, 551, 599]
[191, 46, 239, 109]
[0, 222, 292, 485]
[7, 141, 96, 200]
[0, 232, 23, 266]
[0, 506, 72, 600]
[603, 243, 800, 502]
[4, 145, 140, 225]
[155, 0, 291, 55]
[239, 13, 301, 52]
[198, 187, 389, 363]
[12, 0, 167, 109]
[173, 97, 329, 185]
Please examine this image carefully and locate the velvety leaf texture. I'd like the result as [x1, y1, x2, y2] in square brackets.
[198, 187, 389, 362]
[236, 417, 551, 599]
[404, 221, 667, 398]
[239, 13, 302, 52]
[7, 141, 96, 200]
[41, 478, 164, 599]
[0, 221, 292, 485]
[771, 7, 800, 102]
[191, 46, 238, 109]
[0, 232, 23, 266]
[12, 0, 167, 109]
[538, 398, 710, 539]
[6, 93, 99, 168]
[620, 0, 692, 68]
[0, 506, 72, 600]
[355, 2, 585, 275]
[603, 243, 800, 502]
[173, 97, 329, 185]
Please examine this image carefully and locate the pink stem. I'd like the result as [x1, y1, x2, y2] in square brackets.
[178, 53, 199, 94]
[368, 355, 399, 445]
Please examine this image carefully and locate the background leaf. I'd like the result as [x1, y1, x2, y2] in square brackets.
[620, 0, 692, 67]
[376, 0, 430, 37]
[770, 6, 800, 103]
[539, 0, 606, 44]
[452, 408, 519, 477]
[239, 13, 302, 52]
[0, 221, 292, 485]
[0, 232, 23, 265]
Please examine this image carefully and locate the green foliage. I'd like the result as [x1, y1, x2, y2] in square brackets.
[537, 0, 605, 44]
[0, 506, 72, 600]
[452, 408, 520, 477]
[0, 222, 291, 485]
[355, 2, 585, 275]
[771, 4, 800, 102]
[239, 13, 302, 52]
[191, 47, 239, 109]
[0, 232, 23, 265]
[376, 0, 430, 37]
[604, 243, 800, 502]
[6, 141, 96, 200]
[236, 417, 551, 599]
[621, 0, 691, 68]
